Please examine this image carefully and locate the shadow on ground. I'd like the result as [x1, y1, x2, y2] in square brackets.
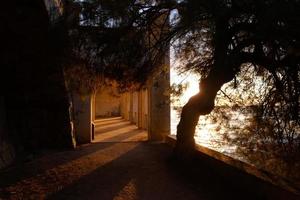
[1, 118, 298, 200]
[48, 143, 266, 200]
[1, 142, 299, 200]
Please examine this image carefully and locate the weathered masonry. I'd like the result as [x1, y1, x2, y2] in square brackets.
[0, 0, 170, 170]
[66, 1, 171, 145]
[72, 57, 170, 144]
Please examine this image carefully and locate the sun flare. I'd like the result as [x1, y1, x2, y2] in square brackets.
[182, 79, 199, 102]
[170, 67, 200, 104]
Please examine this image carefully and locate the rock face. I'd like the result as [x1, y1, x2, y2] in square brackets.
[0, 141, 15, 170]
[0, 97, 15, 170]
[0, 0, 74, 167]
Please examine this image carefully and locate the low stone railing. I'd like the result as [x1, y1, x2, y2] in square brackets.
[166, 135, 300, 199]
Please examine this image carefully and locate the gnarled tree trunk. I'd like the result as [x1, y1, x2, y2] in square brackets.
[174, 15, 238, 159]
[174, 68, 236, 159]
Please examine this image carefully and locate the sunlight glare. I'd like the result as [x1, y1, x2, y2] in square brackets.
[181, 78, 199, 102]
[170, 66, 200, 104]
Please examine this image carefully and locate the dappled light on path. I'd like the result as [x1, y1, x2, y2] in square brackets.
[0, 143, 139, 199]
[0, 118, 148, 199]
[93, 117, 148, 142]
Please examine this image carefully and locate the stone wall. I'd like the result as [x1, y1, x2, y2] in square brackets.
[95, 87, 121, 118]
[0, 0, 74, 164]
[0, 96, 15, 170]
[71, 92, 92, 144]
[120, 89, 149, 130]
[148, 55, 170, 141]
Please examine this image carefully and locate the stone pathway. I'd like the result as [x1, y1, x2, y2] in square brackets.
[0, 141, 205, 200]
[0, 118, 298, 199]
[93, 117, 147, 143]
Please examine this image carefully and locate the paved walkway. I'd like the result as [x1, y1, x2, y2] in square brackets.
[93, 117, 147, 143]
[0, 142, 229, 200]
[0, 118, 297, 199]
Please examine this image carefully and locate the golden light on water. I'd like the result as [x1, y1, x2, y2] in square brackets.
[170, 66, 240, 156]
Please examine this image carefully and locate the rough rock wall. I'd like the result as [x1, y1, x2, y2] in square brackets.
[0, 0, 73, 169]
[0, 96, 15, 169]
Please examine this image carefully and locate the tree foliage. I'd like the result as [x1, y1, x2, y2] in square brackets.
[67, 0, 300, 160]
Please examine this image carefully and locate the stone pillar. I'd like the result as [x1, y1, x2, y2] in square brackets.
[125, 93, 130, 120]
[72, 92, 92, 144]
[132, 92, 138, 125]
[120, 92, 130, 120]
[148, 56, 170, 141]
[91, 93, 96, 122]
[142, 89, 149, 130]
[120, 93, 125, 119]
[90, 93, 96, 140]
[138, 91, 143, 128]
[129, 92, 134, 122]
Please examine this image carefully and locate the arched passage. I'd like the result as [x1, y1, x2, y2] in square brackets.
[73, 58, 170, 145]
[91, 85, 149, 143]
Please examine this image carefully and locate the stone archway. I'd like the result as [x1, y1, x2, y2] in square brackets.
[72, 71, 170, 145]
[72, 55, 170, 145]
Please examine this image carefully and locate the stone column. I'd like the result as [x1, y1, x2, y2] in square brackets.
[141, 89, 148, 130]
[125, 93, 130, 120]
[121, 92, 130, 120]
[148, 55, 170, 141]
[90, 93, 96, 140]
[72, 92, 92, 144]
[129, 92, 134, 123]
[138, 91, 143, 128]
[132, 92, 139, 125]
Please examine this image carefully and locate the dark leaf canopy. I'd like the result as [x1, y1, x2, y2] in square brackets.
[70, 0, 299, 107]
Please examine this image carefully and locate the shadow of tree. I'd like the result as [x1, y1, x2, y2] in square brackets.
[48, 143, 203, 200]
[0, 142, 113, 188]
[98, 129, 146, 142]
[47, 143, 271, 200]
[94, 122, 132, 134]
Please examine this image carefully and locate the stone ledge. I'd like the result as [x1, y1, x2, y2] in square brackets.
[166, 135, 300, 198]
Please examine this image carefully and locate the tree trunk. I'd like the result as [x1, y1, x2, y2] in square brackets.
[173, 14, 238, 159]
[174, 69, 235, 159]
